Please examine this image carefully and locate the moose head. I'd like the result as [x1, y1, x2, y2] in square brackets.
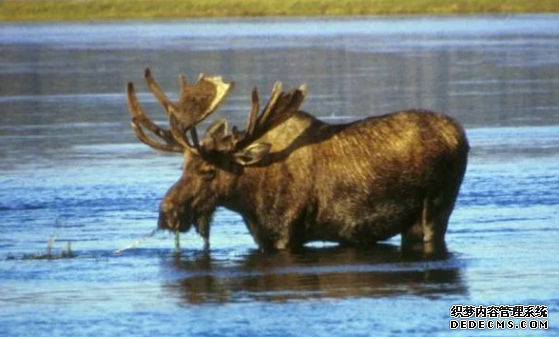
[126, 68, 307, 249]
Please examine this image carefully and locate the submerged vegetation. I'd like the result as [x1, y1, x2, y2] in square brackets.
[0, 0, 558, 22]
[6, 235, 76, 260]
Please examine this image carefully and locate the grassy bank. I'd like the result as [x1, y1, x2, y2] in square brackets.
[1, 0, 559, 22]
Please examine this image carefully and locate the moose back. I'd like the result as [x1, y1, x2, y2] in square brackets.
[126, 69, 469, 252]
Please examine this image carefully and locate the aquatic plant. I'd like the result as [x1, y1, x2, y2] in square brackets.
[11, 235, 77, 260]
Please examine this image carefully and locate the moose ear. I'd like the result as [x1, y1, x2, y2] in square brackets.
[233, 143, 271, 166]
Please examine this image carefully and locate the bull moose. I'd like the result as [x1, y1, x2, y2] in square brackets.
[126, 68, 469, 253]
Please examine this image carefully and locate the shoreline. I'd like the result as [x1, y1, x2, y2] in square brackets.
[1, 0, 559, 22]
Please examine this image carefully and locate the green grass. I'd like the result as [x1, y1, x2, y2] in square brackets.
[1, 0, 559, 22]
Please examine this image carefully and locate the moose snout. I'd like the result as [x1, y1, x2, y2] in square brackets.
[158, 198, 177, 230]
[158, 200, 192, 233]
[157, 208, 174, 231]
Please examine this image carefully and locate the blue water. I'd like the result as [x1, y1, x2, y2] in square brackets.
[1, 16, 558, 336]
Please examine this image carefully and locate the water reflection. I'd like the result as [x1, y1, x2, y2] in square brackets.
[161, 245, 466, 304]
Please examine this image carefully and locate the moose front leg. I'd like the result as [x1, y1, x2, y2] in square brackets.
[195, 215, 212, 251]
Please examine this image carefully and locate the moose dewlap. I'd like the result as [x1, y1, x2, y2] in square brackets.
[126, 68, 469, 253]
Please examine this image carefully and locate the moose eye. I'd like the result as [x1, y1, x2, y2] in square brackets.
[199, 167, 216, 181]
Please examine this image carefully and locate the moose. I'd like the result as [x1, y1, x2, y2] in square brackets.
[126, 68, 469, 253]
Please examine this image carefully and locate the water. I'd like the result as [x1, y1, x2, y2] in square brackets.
[1, 15, 558, 336]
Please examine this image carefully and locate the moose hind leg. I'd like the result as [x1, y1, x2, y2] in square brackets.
[401, 196, 448, 254]
[401, 199, 428, 252]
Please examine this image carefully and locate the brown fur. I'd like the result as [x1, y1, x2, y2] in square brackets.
[159, 109, 469, 252]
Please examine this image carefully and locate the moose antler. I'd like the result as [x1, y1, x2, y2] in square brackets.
[126, 68, 234, 153]
[231, 82, 308, 151]
[127, 68, 307, 157]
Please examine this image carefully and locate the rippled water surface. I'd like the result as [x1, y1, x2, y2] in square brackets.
[1, 16, 558, 336]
